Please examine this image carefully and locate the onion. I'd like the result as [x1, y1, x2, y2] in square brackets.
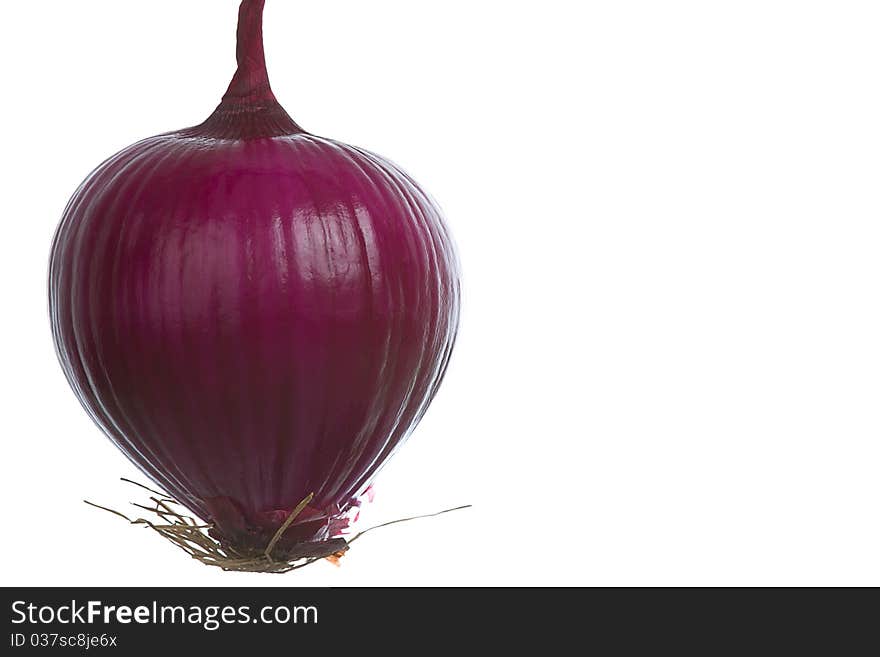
[49, 0, 460, 566]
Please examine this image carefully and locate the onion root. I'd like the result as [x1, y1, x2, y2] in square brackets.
[84, 479, 470, 574]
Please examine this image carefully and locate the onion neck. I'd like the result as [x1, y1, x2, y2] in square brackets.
[193, 0, 304, 139]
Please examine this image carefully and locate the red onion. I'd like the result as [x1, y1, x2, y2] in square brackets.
[49, 0, 460, 560]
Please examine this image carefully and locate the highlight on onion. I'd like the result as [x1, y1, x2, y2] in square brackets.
[48, 0, 461, 572]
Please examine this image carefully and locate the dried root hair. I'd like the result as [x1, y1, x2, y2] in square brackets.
[85, 478, 470, 574]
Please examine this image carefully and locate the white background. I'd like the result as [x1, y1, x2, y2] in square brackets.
[2, 0, 880, 586]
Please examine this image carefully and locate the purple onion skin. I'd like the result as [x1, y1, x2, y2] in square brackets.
[48, 0, 459, 551]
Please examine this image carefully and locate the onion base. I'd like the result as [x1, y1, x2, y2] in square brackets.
[85, 480, 350, 574]
[85, 478, 470, 574]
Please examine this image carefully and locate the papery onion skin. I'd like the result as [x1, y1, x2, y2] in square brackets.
[48, 0, 460, 552]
